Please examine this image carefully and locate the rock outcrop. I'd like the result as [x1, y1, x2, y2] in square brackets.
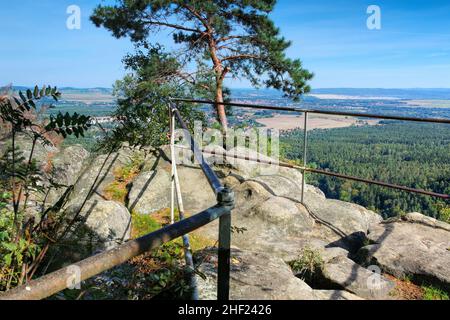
[195, 248, 362, 300]
[44, 145, 90, 206]
[21, 142, 449, 300]
[128, 169, 171, 214]
[357, 212, 450, 291]
[61, 199, 131, 262]
[321, 255, 395, 299]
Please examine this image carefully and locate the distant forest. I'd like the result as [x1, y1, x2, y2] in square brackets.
[280, 121, 450, 219]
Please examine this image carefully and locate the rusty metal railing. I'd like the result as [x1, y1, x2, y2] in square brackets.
[171, 98, 450, 202]
[1, 97, 448, 301]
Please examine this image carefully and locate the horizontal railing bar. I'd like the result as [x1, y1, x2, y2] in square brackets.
[0, 204, 231, 300]
[172, 98, 450, 124]
[305, 168, 449, 200]
[175, 145, 449, 200]
[171, 105, 224, 195]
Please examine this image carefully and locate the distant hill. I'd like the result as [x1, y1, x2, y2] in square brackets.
[10, 86, 450, 100]
[230, 87, 450, 100]
[310, 88, 450, 100]
[12, 86, 113, 95]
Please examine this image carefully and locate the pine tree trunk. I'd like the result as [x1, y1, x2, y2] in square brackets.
[215, 82, 228, 132]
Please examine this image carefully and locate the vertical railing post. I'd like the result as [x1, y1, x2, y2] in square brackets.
[301, 112, 308, 204]
[170, 106, 176, 224]
[216, 188, 234, 300]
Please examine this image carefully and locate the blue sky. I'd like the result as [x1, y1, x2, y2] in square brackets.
[1, 0, 450, 88]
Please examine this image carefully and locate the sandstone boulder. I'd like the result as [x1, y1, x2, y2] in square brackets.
[61, 199, 131, 263]
[304, 193, 382, 243]
[195, 248, 366, 300]
[128, 169, 171, 214]
[357, 213, 450, 291]
[227, 147, 303, 182]
[195, 248, 316, 300]
[321, 255, 395, 299]
[44, 145, 90, 205]
[127, 165, 217, 215]
[50, 145, 90, 186]
[249, 196, 315, 234]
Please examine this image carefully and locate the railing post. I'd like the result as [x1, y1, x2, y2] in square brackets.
[301, 111, 308, 204]
[170, 106, 176, 224]
[216, 187, 235, 301]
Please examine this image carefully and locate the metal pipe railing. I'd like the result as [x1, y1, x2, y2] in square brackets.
[169, 107, 198, 300]
[0, 204, 232, 300]
[170, 102, 234, 300]
[172, 98, 450, 203]
[171, 104, 224, 195]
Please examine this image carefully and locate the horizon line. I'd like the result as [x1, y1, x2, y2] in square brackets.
[7, 85, 450, 91]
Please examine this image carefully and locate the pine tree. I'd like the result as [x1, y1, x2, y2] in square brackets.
[91, 0, 313, 131]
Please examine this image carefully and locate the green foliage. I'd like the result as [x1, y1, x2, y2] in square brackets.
[439, 207, 450, 224]
[131, 211, 162, 238]
[138, 242, 191, 298]
[99, 45, 205, 151]
[288, 247, 324, 283]
[105, 155, 144, 203]
[422, 285, 449, 300]
[0, 85, 91, 292]
[281, 122, 450, 219]
[45, 112, 91, 139]
[0, 206, 40, 291]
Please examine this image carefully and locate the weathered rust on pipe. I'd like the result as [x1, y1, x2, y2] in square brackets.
[171, 105, 224, 195]
[172, 98, 450, 124]
[0, 204, 231, 300]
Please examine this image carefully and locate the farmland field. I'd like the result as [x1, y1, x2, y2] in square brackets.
[255, 114, 379, 131]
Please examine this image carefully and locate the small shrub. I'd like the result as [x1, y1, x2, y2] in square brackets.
[0, 206, 40, 291]
[131, 211, 162, 238]
[422, 285, 449, 300]
[439, 207, 450, 224]
[288, 247, 324, 283]
[105, 155, 143, 203]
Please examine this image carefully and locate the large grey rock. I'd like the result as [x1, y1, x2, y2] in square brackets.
[230, 174, 381, 252]
[70, 149, 132, 203]
[403, 212, 450, 232]
[227, 147, 304, 183]
[50, 145, 90, 186]
[176, 166, 217, 213]
[61, 199, 131, 262]
[195, 248, 365, 300]
[200, 180, 323, 261]
[304, 192, 382, 241]
[321, 255, 395, 299]
[357, 213, 450, 291]
[250, 196, 315, 234]
[196, 248, 316, 300]
[237, 173, 381, 248]
[44, 145, 90, 205]
[0, 133, 58, 167]
[128, 169, 171, 214]
[250, 174, 325, 201]
[127, 165, 217, 215]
